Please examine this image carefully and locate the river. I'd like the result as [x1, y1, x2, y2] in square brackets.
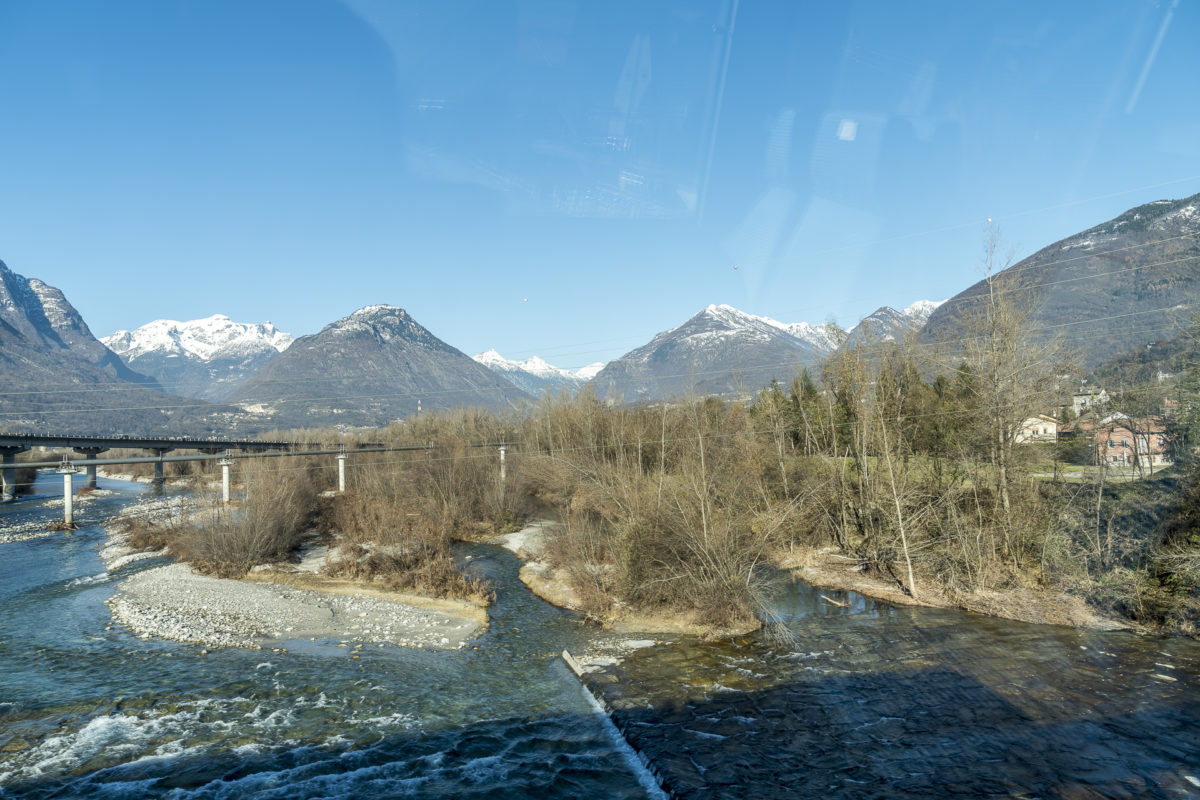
[2, 474, 1199, 798]
[0, 475, 654, 798]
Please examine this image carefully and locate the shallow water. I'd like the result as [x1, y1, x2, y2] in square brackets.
[587, 577, 1200, 799]
[0, 475, 650, 798]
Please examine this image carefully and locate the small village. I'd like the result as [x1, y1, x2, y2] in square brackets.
[1019, 383, 1178, 477]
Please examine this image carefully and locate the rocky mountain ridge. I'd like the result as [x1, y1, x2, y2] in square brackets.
[921, 193, 1200, 370]
[102, 315, 293, 402]
[590, 303, 837, 402]
[589, 300, 941, 403]
[0, 260, 241, 434]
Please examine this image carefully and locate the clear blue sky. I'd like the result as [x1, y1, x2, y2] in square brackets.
[2, 0, 1197, 370]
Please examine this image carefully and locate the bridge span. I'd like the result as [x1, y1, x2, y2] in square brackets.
[0, 433, 512, 526]
[0, 433, 382, 500]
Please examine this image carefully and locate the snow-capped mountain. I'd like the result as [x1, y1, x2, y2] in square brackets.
[230, 305, 528, 427]
[902, 299, 943, 322]
[102, 315, 293, 402]
[0, 260, 246, 434]
[591, 304, 835, 403]
[473, 349, 604, 396]
[841, 300, 945, 349]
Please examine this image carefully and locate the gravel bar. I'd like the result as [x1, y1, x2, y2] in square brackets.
[107, 562, 482, 650]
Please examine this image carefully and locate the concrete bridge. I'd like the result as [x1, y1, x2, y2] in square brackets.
[0, 433, 512, 526]
[0, 433, 380, 501]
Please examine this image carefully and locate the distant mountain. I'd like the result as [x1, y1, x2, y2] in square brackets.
[841, 300, 943, 350]
[230, 305, 530, 426]
[103, 315, 293, 402]
[590, 304, 835, 403]
[0, 260, 241, 435]
[473, 349, 603, 396]
[921, 194, 1200, 370]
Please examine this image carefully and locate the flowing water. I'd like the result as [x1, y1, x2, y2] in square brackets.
[4, 474, 1200, 799]
[585, 579, 1200, 798]
[0, 475, 653, 798]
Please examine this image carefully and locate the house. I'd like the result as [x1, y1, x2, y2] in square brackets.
[1072, 387, 1109, 417]
[1094, 414, 1172, 469]
[1016, 414, 1059, 444]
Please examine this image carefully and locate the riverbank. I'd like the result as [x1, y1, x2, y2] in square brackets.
[782, 545, 1133, 632]
[494, 519, 1134, 637]
[102, 495, 487, 650]
[495, 520, 760, 639]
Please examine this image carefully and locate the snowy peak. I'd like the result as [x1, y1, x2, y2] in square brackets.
[903, 299, 944, 322]
[473, 349, 601, 395]
[679, 304, 839, 355]
[103, 314, 293, 362]
[781, 321, 841, 352]
[317, 305, 446, 348]
[574, 362, 605, 380]
[844, 300, 944, 347]
[101, 314, 294, 402]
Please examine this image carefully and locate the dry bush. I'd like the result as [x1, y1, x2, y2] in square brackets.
[322, 490, 491, 603]
[172, 460, 318, 577]
[518, 396, 775, 628]
[113, 516, 172, 552]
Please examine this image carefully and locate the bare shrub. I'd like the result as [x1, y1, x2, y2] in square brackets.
[172, 460, 318, 577]
[323, 491, 491, 603]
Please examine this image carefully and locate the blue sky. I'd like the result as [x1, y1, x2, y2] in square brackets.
[1, 0, 1197, 370]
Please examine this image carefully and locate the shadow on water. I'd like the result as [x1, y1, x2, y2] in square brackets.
[584, 606, 1200, 799]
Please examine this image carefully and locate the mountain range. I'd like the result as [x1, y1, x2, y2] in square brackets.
[1, 193, 1195, 433]
[0, 260, 242, 434]
[472, 350, 603, 397]
[102, 315, 293, 402]
[589, 301, 940, 403]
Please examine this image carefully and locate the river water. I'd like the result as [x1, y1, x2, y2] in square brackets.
[585, 581, 1200, 798]
[0, 476, 654, 798]
[3, 475, 1200, 799]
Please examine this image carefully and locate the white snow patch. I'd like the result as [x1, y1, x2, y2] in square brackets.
[102, 315, 292, 362]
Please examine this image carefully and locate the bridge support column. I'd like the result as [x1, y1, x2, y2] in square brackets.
[148, 448, 170, 495]
[336, 448, 347, 494]
[72, 447, 107, 490]
[57, 458, 78, 527]
[219, 456, 233, 504]
[1, 451, 16, 502]
[85, 453, 98, 489]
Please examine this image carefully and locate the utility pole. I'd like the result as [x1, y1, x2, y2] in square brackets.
[219, 454, 234, 504]
[337, 446, 347, 493]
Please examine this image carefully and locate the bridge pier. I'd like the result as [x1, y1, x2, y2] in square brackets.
[1, 447, 27, 501]
[57, 457, 78, 527]
[148, 448, 171, 494]
[73, 447, 107, 489]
